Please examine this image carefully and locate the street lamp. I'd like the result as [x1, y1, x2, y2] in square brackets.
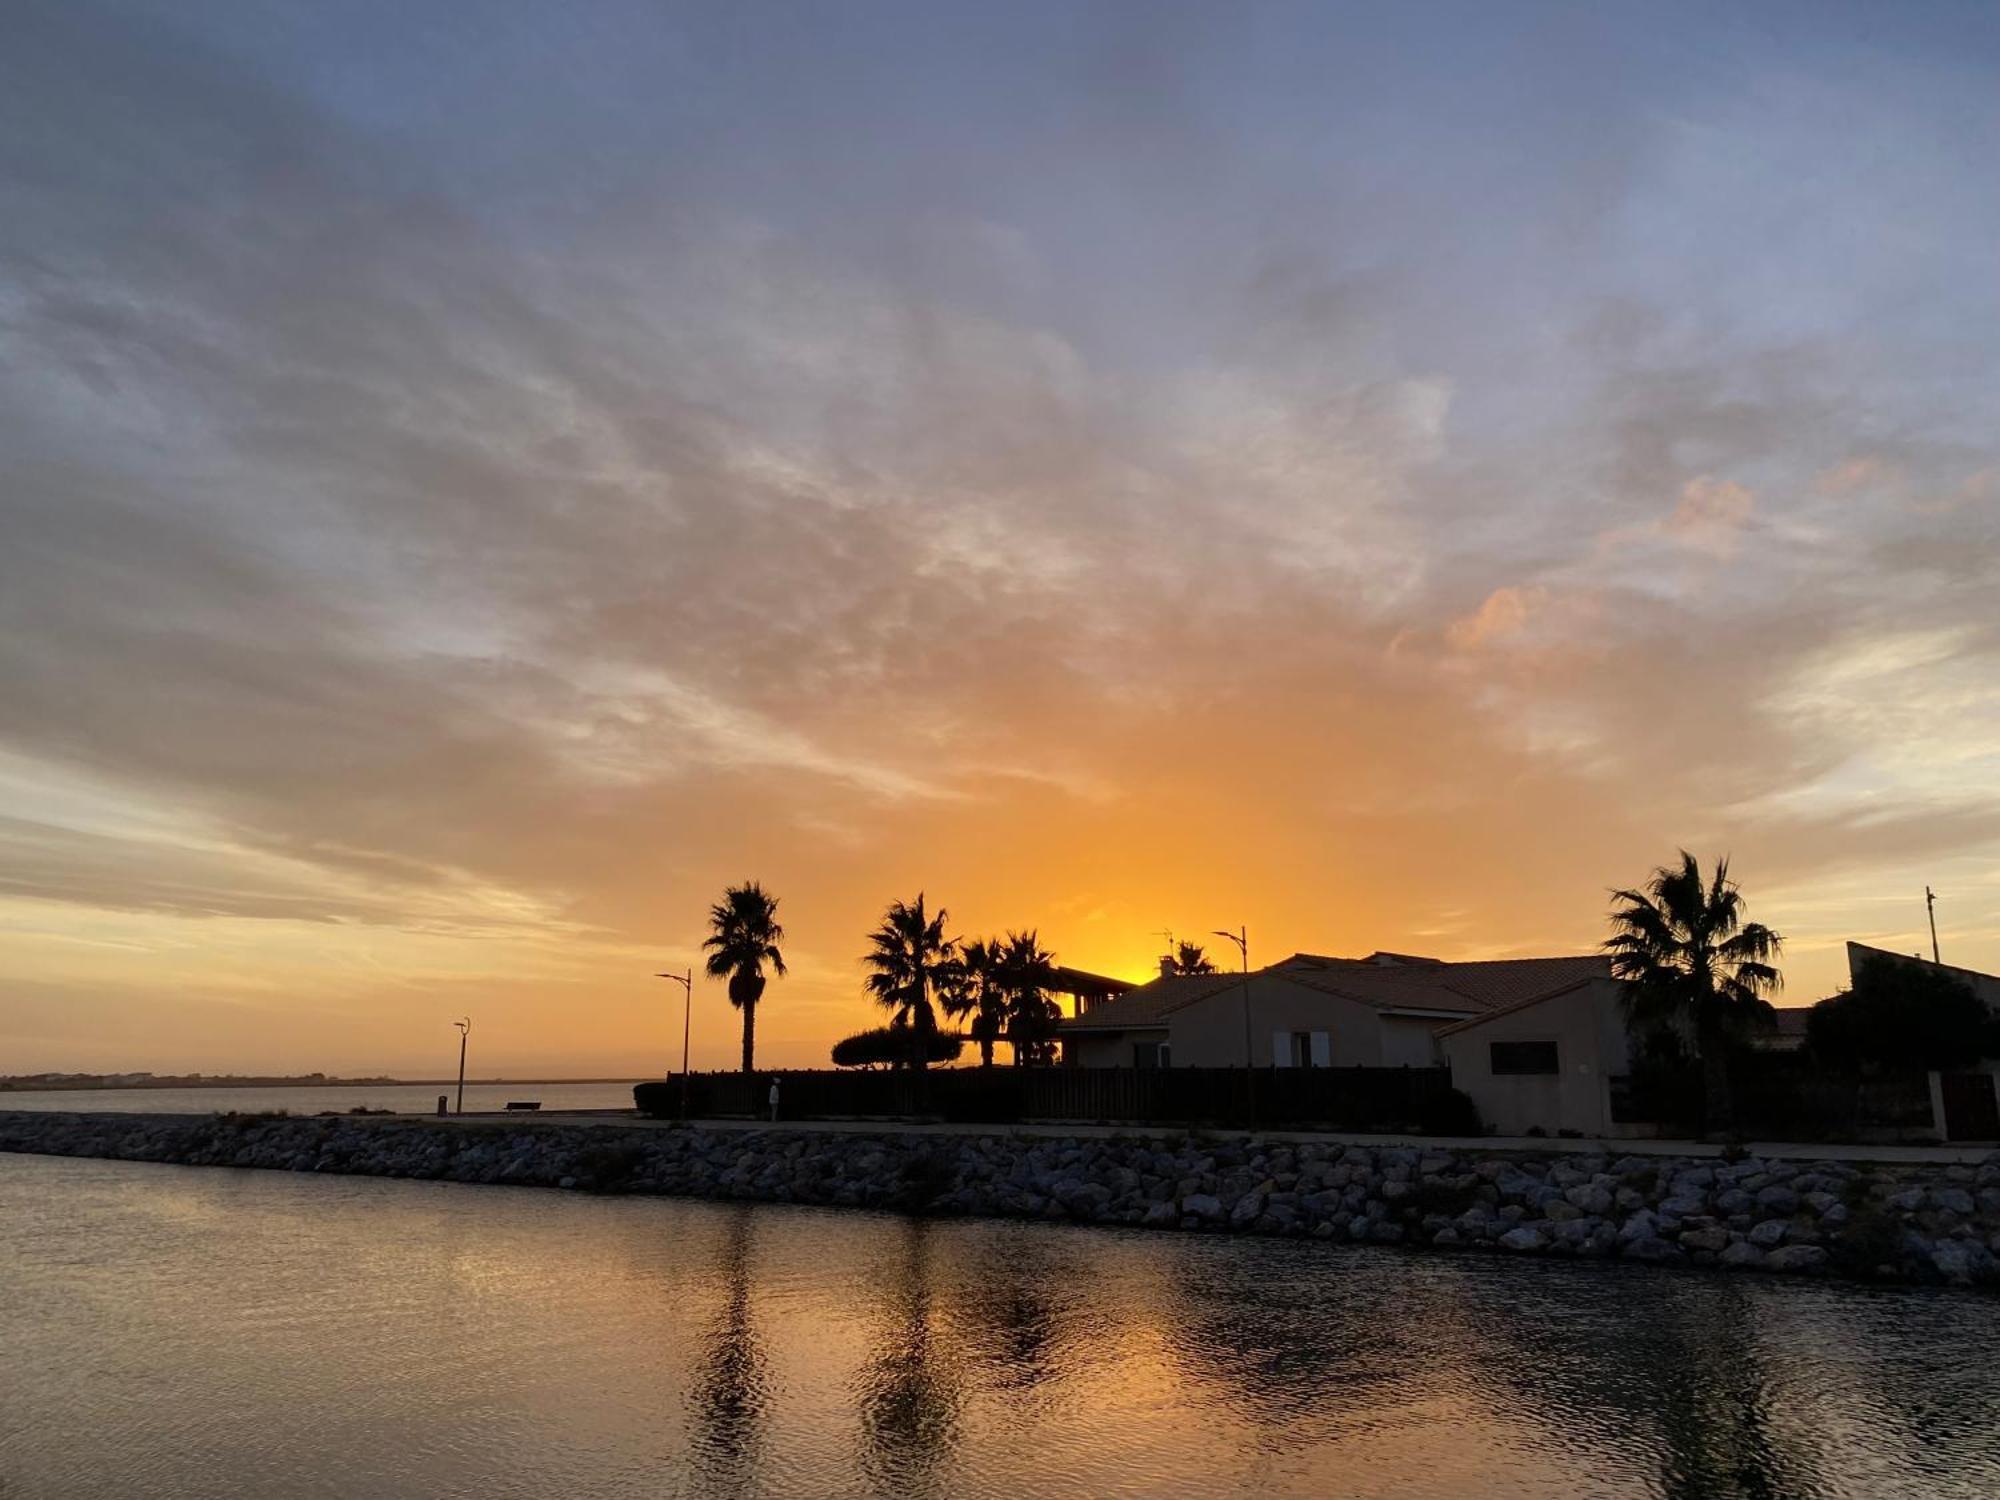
[655, 970, 694, 1119]
[452, 1018, 471, 1115]
[1212, 927, 1252, 1123]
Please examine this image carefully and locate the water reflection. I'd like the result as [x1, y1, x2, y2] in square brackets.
[685, 1207, 771, 1499]
[4, 1155, 1999, 1500]
[854, 1218, 965, 1499]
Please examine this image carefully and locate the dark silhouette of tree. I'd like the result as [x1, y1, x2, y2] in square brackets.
[997, 929, 1060, 1066]
[942, 936, 1006, 1067]
[1808, 954, 1997, 1074]
[1606, 851, 1782, 1132]
[703, 882, 787, 1077]
[863, 893, 956, 1071]
[1161, 940, 1216, 976]
[831, 1026, 964, 1069]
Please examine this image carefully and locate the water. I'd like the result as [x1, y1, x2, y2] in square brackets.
[2, 1155, 1996, 1500]
[0, 1080, 643, 1116]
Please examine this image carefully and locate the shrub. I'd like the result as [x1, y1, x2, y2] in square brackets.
[632, 1081, 678, 1118]
[1418, 1087, 1481, 1137]
[831, 1026, 963, 1068]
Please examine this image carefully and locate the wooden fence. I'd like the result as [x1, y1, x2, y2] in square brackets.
[639, 1065, 1456, 1131]
[1610, 1052, 1935, 1138]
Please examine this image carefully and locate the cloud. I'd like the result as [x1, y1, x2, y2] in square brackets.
[3, 0, 2000, 1068]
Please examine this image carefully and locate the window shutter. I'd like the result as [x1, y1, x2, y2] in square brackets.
[1271, 1030, 1292, 1067]
[1311, 1031, 1332, 1067]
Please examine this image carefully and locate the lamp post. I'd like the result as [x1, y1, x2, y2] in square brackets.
[656, 970, 693, 1119]
[452, 1018, 470, 1115]
[1211, 927, 1251, 1124]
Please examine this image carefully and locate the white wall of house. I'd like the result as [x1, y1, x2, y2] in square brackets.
[1166, 975, 1416, 1067]
[1062, 1030, 1168, 1068]
[1441, 980, 1633, 1137]
[1379, 1015, 1449, 1068]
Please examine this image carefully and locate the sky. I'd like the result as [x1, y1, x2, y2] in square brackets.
[3, 0, 1998, 1077]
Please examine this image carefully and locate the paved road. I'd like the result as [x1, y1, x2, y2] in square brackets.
[430, 1109, 1995, 1165]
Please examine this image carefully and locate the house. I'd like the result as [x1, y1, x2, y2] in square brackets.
[1058, 951, 1614, 1085]
[1049, 965, 1138, 1019]
[1842, 941, 2000, 1142]
[1434, 970, 1632, 1137]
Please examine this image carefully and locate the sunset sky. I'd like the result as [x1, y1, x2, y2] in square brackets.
[4, 1, 1998, 1077]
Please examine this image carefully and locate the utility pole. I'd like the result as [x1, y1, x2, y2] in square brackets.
[1926, 886, 1941, 965]
[656, 970, 694, 1118]
[452, 1018, 470, 1115]
[1212, 926, 1252, 1124]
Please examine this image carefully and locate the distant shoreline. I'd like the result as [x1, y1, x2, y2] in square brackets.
[0, 1077, 646, 1093]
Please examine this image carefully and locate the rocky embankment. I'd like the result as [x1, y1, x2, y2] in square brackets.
[5, 1110, 1997, 1287]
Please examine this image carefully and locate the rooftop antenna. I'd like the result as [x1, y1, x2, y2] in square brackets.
[1925, 886, 1941, 965]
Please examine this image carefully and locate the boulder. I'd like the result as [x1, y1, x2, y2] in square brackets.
[1679, 1226, 1730, 1253]
[1748, 1219, 1789, 1248]
[1765, 1244, 1829, 1274]
[1718, 1241, 1766, 1270]
[1181, 1193, 1225, 1223]
[1497, 1225, 1548, 1252]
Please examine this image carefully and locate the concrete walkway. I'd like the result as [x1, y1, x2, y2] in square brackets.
[429, 1108, 1996, 1166]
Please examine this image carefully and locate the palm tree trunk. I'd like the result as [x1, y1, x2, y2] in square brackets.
[1699, 1028, 1732, 1137]
[741, 997, 756, 1076]
[979, 1038, 993, 1067]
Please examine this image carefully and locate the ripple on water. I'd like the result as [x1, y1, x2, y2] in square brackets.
[1, 1154, 1997, 1500]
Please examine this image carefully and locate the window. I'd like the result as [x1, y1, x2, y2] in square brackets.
[1490, 1040, 1559, 1076]
[1275, 1030, 1331, 1067]
[1133, 1040, 1167, 1069]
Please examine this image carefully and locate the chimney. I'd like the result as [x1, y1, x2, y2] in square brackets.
[1159, 955, 1176, 980]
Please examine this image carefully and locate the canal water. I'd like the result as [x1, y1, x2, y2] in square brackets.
[1, 1152, 1995, 1499]
[0, 1080, 643, 1116]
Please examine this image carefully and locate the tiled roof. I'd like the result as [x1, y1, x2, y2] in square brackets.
[1060, 953, 1611, 1033]
[1284, 954, 1610, 1015]
[1056, 971, 1251, 1032]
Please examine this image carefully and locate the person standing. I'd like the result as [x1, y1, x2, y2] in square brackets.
[768, 1076, 780, 1123]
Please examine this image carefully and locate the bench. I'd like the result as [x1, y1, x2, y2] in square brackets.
[504, 1100, 542, 1112]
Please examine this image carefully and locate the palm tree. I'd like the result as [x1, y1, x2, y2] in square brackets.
[942, 937, 1008, 1067]
[1605, 851, 1782, 1133]
[1161, 940, 1216, 977]
[702, 882, 787, 1077]
[863, 893, 957, 1071]
[997, 929, 1060, 1066]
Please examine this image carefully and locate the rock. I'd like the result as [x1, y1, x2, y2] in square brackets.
[1748, 1219, 1789, 1248]
[1141, 1201, 1180, 1228]
[1719, 1241, 1766, 1269]
[1229, 1191, 1267, 1227]
[1658, 1194, 1707, 1221]
[1498, 1226, 1548, 1252]
[1765, 1244, 1829, 1274]
[1564, 1183, 1615, 1216]
[1181, 1193, 1225, 1223]
[1931, 1187, 1976, 1216]
[1617, 1210, 1658, 1243]
[1930, 1242, 1974, 1285]
[1802, 1191, 1840, 1216]
[1714, 1189, 1754, 1215]
[1753, 1185, 1800, 1214]
[1544, 1200, 1585, 1222]
[1679, 1226, 1730, 1253]
[1431, 1227, 1462, 1246]
[1886, 1187, 1924, 1213]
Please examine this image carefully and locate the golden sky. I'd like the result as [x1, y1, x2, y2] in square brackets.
[3, 2, 1997, 1075]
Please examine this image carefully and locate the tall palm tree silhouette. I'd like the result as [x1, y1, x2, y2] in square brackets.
[863, 893, 956, 1071]
[1606, 851, 1782, 1132]
[703, 882, 787, 1077]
